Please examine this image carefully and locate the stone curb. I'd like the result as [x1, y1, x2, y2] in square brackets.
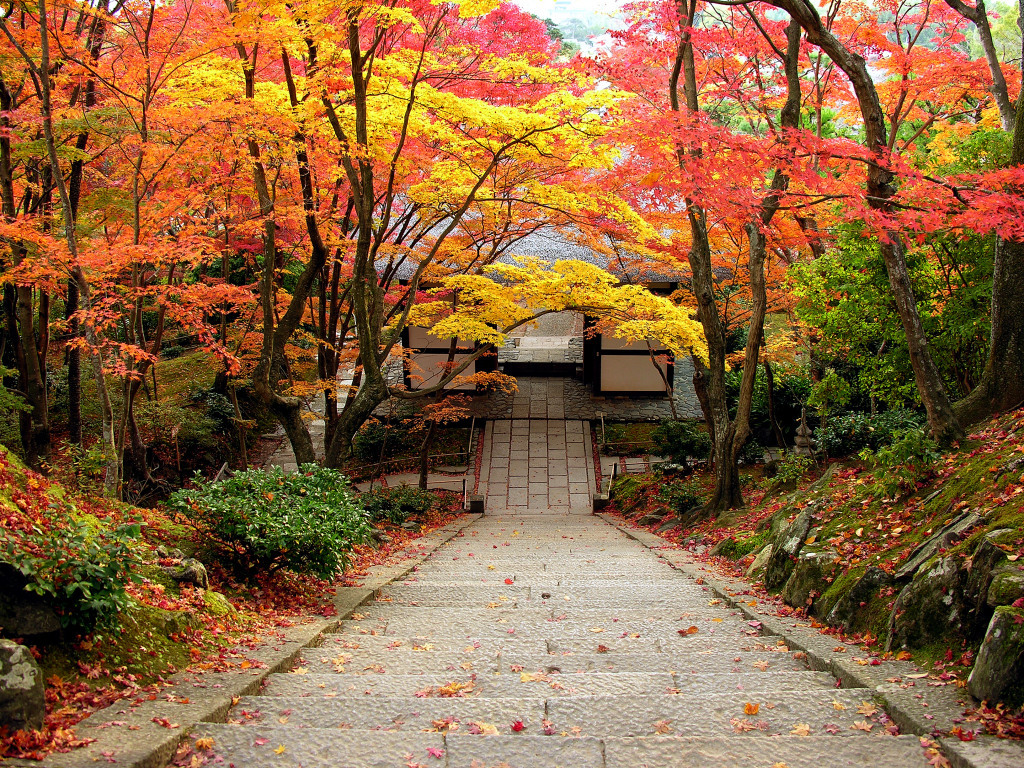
[597, 514, 1024, 768]
[26, 514, 481, 768]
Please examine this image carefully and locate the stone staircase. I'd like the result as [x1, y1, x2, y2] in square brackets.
[194, 516, 930, 767]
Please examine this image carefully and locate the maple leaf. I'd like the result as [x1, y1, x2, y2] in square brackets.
[856, 702, 878, 717]
[744, 703, 760, 715]
[194, 738, 215, 751]
[426, 747, 445, 759]
[274, 745, 286, 755]
[832, 700, 848, 711]
[790, 723, 811, 736]
[851, 721, 874, 732]
[510, 720, 525, 732]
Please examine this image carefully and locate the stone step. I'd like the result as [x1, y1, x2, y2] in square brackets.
[297, 648, 502, 676]
[500, 649, 810, 674]
[546, 689, 890, 738]
[315, 635, 549, 656]
[336, 617, 755, 640]
[192, 726, 928, 768]
[230, 694, 546, 733]
[350, 606, 746, 624]
[261, 671, 679, 698]
[601, 734, 930, 768]
[191, 724, 445, 768]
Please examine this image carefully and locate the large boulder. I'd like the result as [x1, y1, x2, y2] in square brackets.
[782, 550, 840, 614]
[0, 639, 45, 731]
[987, 567, 1024, 609]
[824, 566, 894, 632]
[895, 511, 982, 580]
[888, 556, 969, 651]
[963, 530, 1014, 635]
[746, 544, 773, 578]
[160, 557, 209, 590]
[0, 563, 61, 641]
[764, 505, 817, 591]
[968, 605, 1024, 707]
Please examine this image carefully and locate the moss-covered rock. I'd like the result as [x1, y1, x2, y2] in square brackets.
[745, 544, 773, 578]
[764, 505, 817, 591]
[0, 639, 44, 731]
[888, 556, 969, 651]
[968, 606, 1024, 707]
[987, 568, 1024, 608]
[782, 549, 840, 613]
[204, 591, 236, 617]
[823, 566, 893, 632]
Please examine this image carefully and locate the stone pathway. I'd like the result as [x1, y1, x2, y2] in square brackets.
[196, 435, 930, 768]
[478, 420, 595, 512]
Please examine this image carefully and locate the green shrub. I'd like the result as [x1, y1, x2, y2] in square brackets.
[168, 465, 371, 578]
[860, 427, 941, 499]
[739, 439, 764, 465]
[807, 370, 852, 427]
[352, 419, 417, 463]
[657, 479, 704, 515]
[817, 409, 924, 457]
[1, 519, 143, 631]
[650, 420, 710, 470]
[360, 486, 435, 525]
[772, 453, 812, 486]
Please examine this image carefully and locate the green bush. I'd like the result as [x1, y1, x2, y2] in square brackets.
[352, 419, 417, 463]
[168, 465, 371, 578]
[772, 453, 812, 486]
[650, 420, 710, 470]
[739, 439, 764, 465]
[360, 486, 435, 525]
[817, 409, 924, 457]
[0, 519, 143, 631]
[860, 427, 941, 499]
[657, 479, 704, 515]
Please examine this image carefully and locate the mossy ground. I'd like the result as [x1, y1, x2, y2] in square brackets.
[607, 409, 1024, 678]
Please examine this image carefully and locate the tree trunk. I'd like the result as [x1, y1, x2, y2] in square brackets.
[943, 0, 1016, 131]
[771, 0, 964, 443]
[418, 419, 437, 490]
[956, 88, 1024, 422]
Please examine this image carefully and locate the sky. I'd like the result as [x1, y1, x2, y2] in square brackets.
[512, 0, 628, 22]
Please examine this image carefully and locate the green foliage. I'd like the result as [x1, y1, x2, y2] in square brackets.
[168, 465, 372, 578]
[650, 420, 710, 468]
[657, 478, 704, 515]
[817, 409, 925, 457]
[360, 486, 435, 525]
[724, 365, 812, 447]
[0, 365, 30, 416]
[789, 224, 992, 407]
[772, 453, 812, 486]
[859, 428, 941, 499]
[739, 439, 764, 465]
[807, 370, 851, 426]
[1, 519, 143, 631]
[352, 418, 417, 463]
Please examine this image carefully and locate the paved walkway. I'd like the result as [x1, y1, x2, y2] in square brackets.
[478, 420, 595, 512]
[197, 437, 930, 768]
